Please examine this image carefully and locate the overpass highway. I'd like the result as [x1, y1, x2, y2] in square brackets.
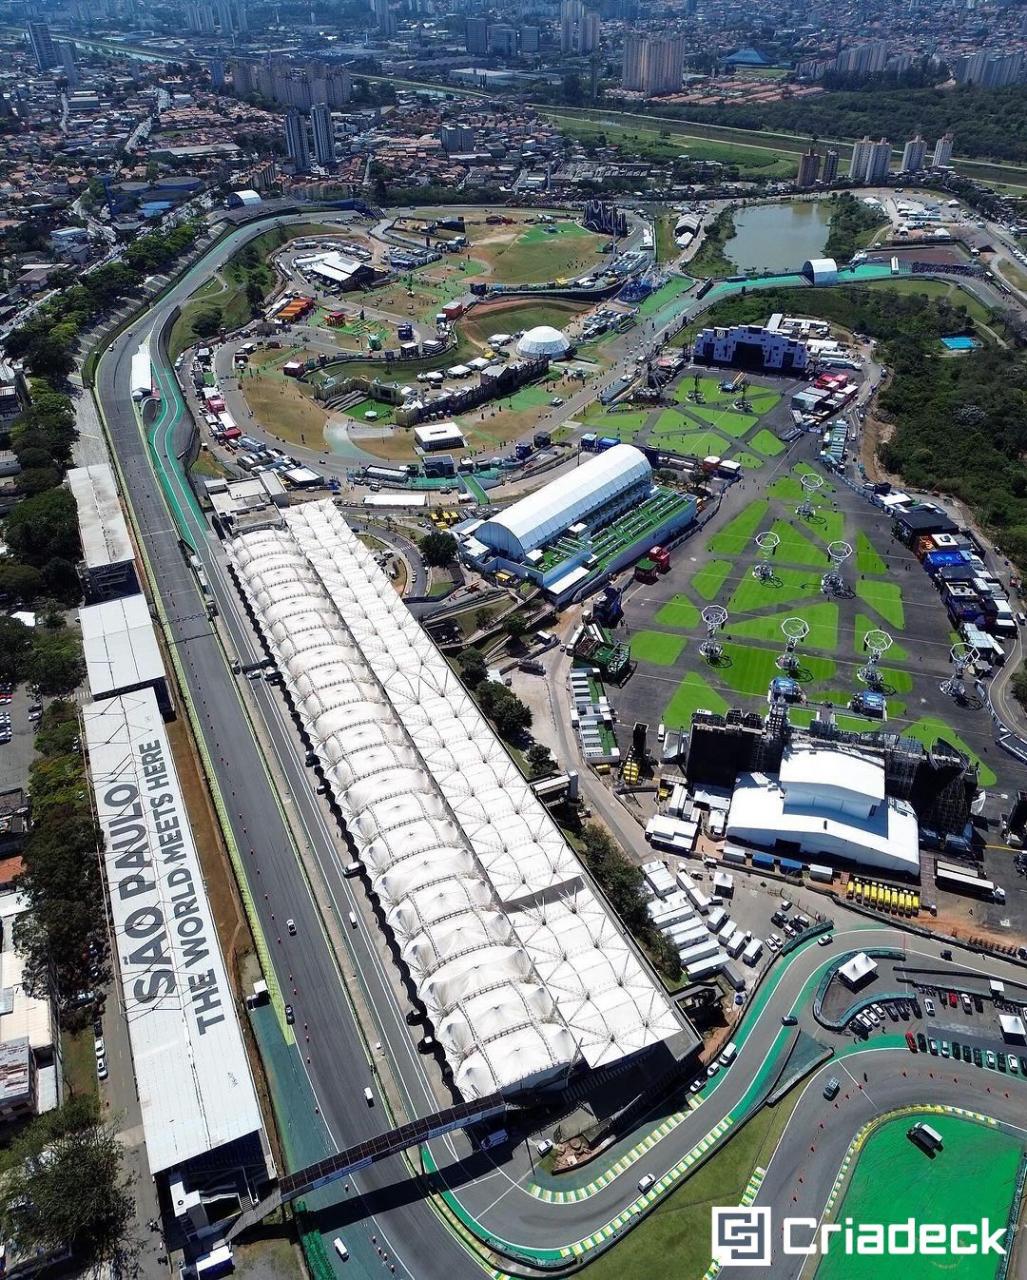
[90, 206, 1027, 1279]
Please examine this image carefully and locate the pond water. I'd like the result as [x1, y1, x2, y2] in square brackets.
[726, 201, 832, 274]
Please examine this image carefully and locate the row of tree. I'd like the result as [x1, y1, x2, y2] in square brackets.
[823, 193, 888, 262]
[15, 700, 109, 1017]
[5, 221, 198, 379]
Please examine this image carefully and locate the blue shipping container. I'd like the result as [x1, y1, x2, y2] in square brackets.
[752, 852, 775, 869]
[779, 858, 803, 875]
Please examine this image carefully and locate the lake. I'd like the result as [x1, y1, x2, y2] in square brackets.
[726, 201, 832, 275]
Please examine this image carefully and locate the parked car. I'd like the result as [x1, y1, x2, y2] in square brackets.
[823, 1077, 840, 1100]
[924, 997, 936, 1016]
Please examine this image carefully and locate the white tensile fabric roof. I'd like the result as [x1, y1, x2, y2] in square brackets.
[475, 443, 651, 560]
[229, 501, 678, 1099]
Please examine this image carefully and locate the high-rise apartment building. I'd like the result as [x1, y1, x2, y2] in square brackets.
[440, 125, 476, 153]
[835, 39, 890, 76]
[621, 33, 684, 96]
[374, 0, 397, 37]
[900, 134, 927, 172]
[932, 132, 954, 167]
[284, 109, 310, 173]
[465, 17, 488, 55]
[310, 102, 335, 169]
[186, 2, 216, 33]
[209, 57, 226, 90]
[59, 40, 79, 86]
[520, 25, 540, 54]
[822, 149, 839, 183]
[488, 24, 518, 57]
[561, 0, 599, 55]
[849, 136, 892, 182]
[27, 22, 58, 71]
[796, 148, 821, 188]
[954, 49, 1024, 88]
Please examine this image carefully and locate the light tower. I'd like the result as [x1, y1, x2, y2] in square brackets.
[777, 617, 810, 675]
[753, 530, 780, 582]
[857, 628, 893, 689]
[941, 642, 979, 700]
[796, 473, 824, 521]
[699, 605, 728, 664]
[821, 540, 852, 596]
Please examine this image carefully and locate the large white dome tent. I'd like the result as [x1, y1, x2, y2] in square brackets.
[516, 324, 571, 358]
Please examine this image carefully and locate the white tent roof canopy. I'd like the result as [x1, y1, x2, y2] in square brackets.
[474, 443, 651, 560]
[229, 501, 679, 1099]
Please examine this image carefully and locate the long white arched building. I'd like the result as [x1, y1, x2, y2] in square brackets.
[229, 501, 684, 1099]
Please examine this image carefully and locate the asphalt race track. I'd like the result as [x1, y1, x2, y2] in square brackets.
[92, 208, 1027, 1280]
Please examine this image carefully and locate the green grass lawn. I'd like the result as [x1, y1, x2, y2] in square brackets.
[692, 560, 733, 601]
[685, 404, 757, 438]
[734, 450, 764, 469]
[854, 614, 909, 661]
[654, 595, 701, 630]
[804, 508, 846, 546]
[484, 220, 607, 284]
[728, 601, 840, 651]
[639, 275, 695, 316]
[768, 475, 804, 502]
[61, 1028, 98, 1100]
[728, 565, 825, 613]
[769, 519, 832, 569]
[631, 630, 687, 666]
[749, 428, 785, 457]
[856, 579, 906, 629]
[344, 396, 396, 425]
[855, 529, 888, 575]
[716, 642, 836, 697]
[659, 430, 733, 458]
[902, 717, 997, 786]
[663, 671, 729, 727]
[815, 1115, 1022, 1280]
[789, 706, 882, 733]
[708, 500, 769, 555]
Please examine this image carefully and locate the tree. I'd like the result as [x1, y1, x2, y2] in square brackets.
[245, 279, 265, 314]
[503, 614, 527, 641]
[526, 743, 554, 779]
[25, 631, 85, 695]
[1012, 662, 1027, 711]
[191, 307, 223, 338]
[0, 1098, 134, 1270]
[0, 563, 43, 608]
[0, 614, 32, 681]
[474, 607, 493, 631]
[457, 647, 488, 689]
[420, 531, 457, 567]
[18, 466, 61, 496]
[4, 488, 80, 567]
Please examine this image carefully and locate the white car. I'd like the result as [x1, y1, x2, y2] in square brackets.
[924, 997, 936, 1016]
[287, 919, 297, 936]
[94, 1036, 105, 1059]
[96, 1056, 108, 1081]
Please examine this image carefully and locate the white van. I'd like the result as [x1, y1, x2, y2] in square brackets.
[657, 722, 666, 742]
[348, 911, 358, 928]
[638, 1173, 655, 1193]
[718, 1041, 738, 1067]
[344, 861, 362, 877]
[364, 1086, 374, 1105]
[536, 1138, 554, 1157]
[332, 1238, 349, 1260]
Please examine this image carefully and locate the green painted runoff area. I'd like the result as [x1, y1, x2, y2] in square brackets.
[854, 614, 909, 661]
[856, 530, 888, 575]
[728, 565, 825, 613]
[664, 672, 729, 727]
[709, 501, 769, 555]
[716, 642, 837, 697]
[815, 1115, 1023, 1280]
[729, 601, 840, 651]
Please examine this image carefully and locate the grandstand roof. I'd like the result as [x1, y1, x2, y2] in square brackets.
[474, 443, 651, 561]
[229, 501, 680, 1100]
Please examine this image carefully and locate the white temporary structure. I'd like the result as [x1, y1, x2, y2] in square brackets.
[229, 501, 680, 1099]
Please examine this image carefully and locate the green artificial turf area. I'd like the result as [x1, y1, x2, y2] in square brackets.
[654, 595, 702, 630]
[749, 428, 785, 457]
[728, 601, 840, 651]
[855, 530, 888, 575]
[789, 707, 881, 734]
[769, 519, 832, 569]
[661, 430, 733, 457]
[708, 501, 769, 555]
[630, 630, 687, 666]
[853, 614, 910, 661]
[727, 565, 825, 613]
[814, 1114, 1023, 1280]
[767, 475, 804, 502]
[685, 404, 757, 437]
[344, 396, 396, 425]
[664, 671, 730, 727]
[734, 451, 764, 470]
[715, 642, 836, 697]
[902, 717, 998, 787]
[805, 508, 846, 546]
[692, 560, 733, 601]
[856, 580, 906, 629]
